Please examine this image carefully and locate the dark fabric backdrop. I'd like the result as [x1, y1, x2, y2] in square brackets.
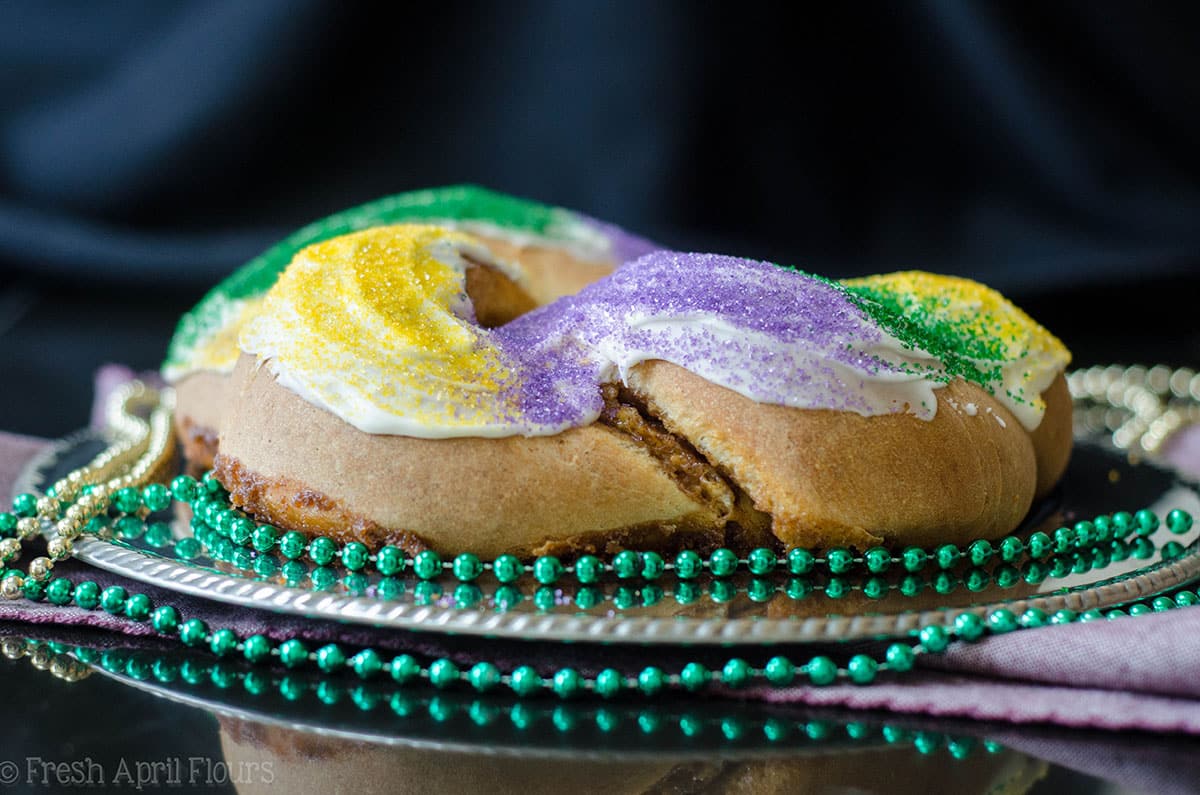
[1, 1, 1198, 435]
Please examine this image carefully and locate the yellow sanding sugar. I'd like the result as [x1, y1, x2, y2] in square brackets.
[240, 224, 518, 432]
[843, 271, 1070, 423]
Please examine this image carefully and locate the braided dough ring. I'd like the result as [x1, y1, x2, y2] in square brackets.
[212, 227, 1072, 557]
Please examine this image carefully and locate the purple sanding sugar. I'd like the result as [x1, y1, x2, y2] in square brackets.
[490, 251, 906, 429]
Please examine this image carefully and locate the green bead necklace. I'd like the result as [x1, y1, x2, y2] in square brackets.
[1, 381, 1198, 701]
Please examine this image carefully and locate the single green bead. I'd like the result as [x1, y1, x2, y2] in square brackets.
[1175, 590, 1199, 608]
[1152, 596, 1176, 612]
[279, 531, 307, 560]
[273, 638, 306, 668]
[146, 522, 173, 547]
[21, 578, 45, 601]
[1079, 609, 1105, 622]
[1162, 541, 1186, 561]
[746, 547, 777, 576]
[786, 577, 814, 600]
[594, 708, 618, 733]
[1106, 608, 1128, 620]
[372, 545, 404, 577]
[390, 654, 421, 684]
[847, 654, 878, 684]
[413, 580, 442, 605]
[708, 548, 739, 577]
[673, 550, 702, 579]
[99, 585, 128, 615]
[1135, 509, 1159, 536]
[947, 737, 978, 760]
[208, 628, 239, 657]
[1111, 511, 1135, 536]
[242, 635, 273, 664]
[824, 577, 850, 600]
[1051, 609, 1077, 625]
[1092, 516, 1114, 544]
[12, 492, 38, 517]
[1132, 511, 1161, 535]
[141, 483, 171, 512]
[112, 487, 142, 514]
[307, 536, 337, 567]
[553, 667, 584, 699]
[1023, 560, 1048, 584]
[787, 547, 816, 575]
[1020, 607, 1049, 627]
[953, 612, 985, 641]
[1073, 521, 1096, 547]
[174, 537, 202, 560]
[864, 576, 892, 600]
[640, 551, 666, 580]
[637, 711, 661, 735]
[123, 593, 153, 621]
[316, 644, 346, 673]
[348, 648, 381, 678]
[534, 586, 557, 611]
[806, 656, 838, 686]
[764, 655, 795, 685]
[485, 553, 519, 584]
[864, 547, 892, 574]
[114, 516, 145, 540]
[1053, 527, 1074, 553]
[45, 577, 74, 606]
[914, 731, 943, 755]
[611, 549, 640, 579]
[1048, 556, 1071, 578]
[679, 662, 709, 692]
[935, 544, 960, 570]
[932, 571, 958, 595]
[249, 525, 277, 553]
[509, 665, 542, 696]
[73, 580, 101, 610]
[885, 643, 916, 672]
[987, 608, 1019, 633]
[899, 574, 924, 597]
[533, 555, 564, 585]
[998, 536, 1024, 562]
[0, 511, 17, 535]
[967, 539, 994, 567]
[451, 552, 483, 582]
[825, 547, 854, 574]
[1131, 537, 1155, 560]
[918, 625, 950, 653]
[747, 578, 775, 603]
[594, 668, 623, 698]
[721, 658, 752, 687]
[964, 568, 990, 592]
[428, 658, 460, 689]
[202, 472, 225, 495]
[170, 475, 198, 503]
[453, 583, 482, 608]
[310, 566, 337, 591]
[179, 618, 209, 647]
[1027, 532, 1052, 559]
[413, 549, 443, 580]
[468, 662, 501, 692]
[638, 667, 667, 696]
[1129, 603, 1152, 617]
[572, 585, 600, 610]
[1167, 509, 1193, 535]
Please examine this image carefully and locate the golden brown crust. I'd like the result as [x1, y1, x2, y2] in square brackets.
[1029, 373, 1073, 498]
[218, 354, 718, 558]
[625, 360, 1044, 548]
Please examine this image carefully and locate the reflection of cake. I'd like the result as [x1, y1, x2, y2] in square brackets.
[217, 716, 1048, 795]
[210, 223, 1072, 557]
[162, 186, 656, 470]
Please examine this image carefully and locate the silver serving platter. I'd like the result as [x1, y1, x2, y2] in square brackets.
[19, 431, 1200, 646]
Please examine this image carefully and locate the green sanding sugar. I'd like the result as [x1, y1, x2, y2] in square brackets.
[163, 185, 588, 372]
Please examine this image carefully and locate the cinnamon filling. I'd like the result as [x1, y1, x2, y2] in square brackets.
[597, 383, 775, 550]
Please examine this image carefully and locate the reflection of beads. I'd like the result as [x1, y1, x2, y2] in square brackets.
[5, 637, 1008, 756]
